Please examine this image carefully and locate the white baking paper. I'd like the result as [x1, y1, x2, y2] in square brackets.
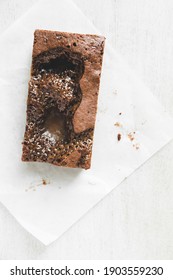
[0, 0, 173, 245]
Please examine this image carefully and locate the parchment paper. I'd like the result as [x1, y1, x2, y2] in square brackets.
[0, 0, 173, 245]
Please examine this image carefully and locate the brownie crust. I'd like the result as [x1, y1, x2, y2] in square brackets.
[22, 29, 105, 169]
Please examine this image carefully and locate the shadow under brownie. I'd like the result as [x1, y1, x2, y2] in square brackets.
[22, 29, 105, 169]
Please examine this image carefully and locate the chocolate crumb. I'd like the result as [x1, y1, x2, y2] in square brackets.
[42, 179, 47, 185]
[114, 122, 122, 127]
[128, 132, 135, 141]
[117, 133, 121, 141]
[119, 112, 122, 115]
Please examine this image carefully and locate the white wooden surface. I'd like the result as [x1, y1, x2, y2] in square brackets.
[0, 0, 173, 259]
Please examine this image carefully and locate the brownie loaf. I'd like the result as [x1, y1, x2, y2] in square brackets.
[22, 29, 105, 169]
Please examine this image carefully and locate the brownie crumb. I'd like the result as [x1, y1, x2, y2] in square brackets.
[114, 122, 122, 127]
[42, 179, 47, 185]
[117, 133, 121, 141]
[128, 132, 135, 141]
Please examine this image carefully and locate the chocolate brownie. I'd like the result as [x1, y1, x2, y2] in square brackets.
[22, 29, 105, 169]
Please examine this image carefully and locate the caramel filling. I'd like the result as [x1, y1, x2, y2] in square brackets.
[42, 108, 67, 142]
